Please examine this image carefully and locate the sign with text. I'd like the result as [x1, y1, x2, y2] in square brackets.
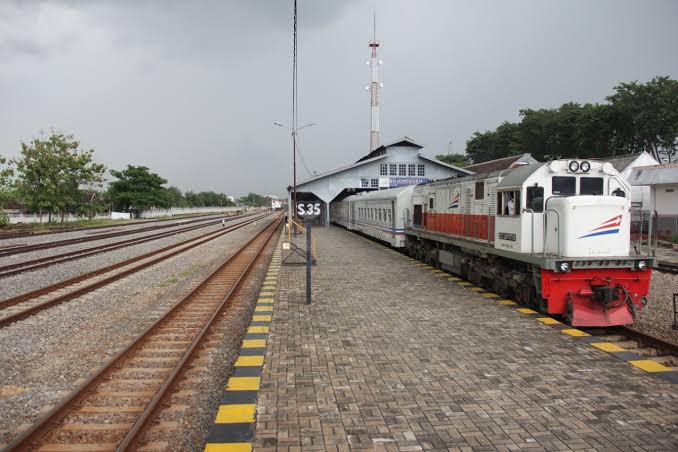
[297, 202, 321, 219]
[389, 177, 429, 188]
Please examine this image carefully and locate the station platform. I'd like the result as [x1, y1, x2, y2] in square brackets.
[206, 226, 678, 451]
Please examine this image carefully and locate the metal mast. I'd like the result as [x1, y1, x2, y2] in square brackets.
[368, 10, 381, 151]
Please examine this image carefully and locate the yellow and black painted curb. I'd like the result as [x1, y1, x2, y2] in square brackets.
[382, 246, 678, 385]
[203, 246, 281, 452]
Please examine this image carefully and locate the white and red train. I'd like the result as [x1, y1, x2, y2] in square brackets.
[330, 159, 654, 327]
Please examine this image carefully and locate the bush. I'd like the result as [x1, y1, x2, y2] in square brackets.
[673, 234, 678, 244]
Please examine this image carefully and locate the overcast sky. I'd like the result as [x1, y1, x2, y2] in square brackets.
[1, 0, 677, 197]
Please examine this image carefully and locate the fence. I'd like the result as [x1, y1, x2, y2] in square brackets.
[3, 206, 244, 224]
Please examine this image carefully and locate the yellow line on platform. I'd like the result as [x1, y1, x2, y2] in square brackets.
[235, 356, 264, 367]
[629, 359, 672, 373]
[204, 444, 252, 452]
[215, 404, 256, 423]
[561, 328, 590, 337]
[226, 377, 260, 391]
[242, 339, 266, 348]
[591, 342, 626, 353]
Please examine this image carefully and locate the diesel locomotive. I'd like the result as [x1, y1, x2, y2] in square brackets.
[330, 159, 655, 327]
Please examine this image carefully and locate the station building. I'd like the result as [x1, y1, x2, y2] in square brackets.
[287, 137, 471, 224]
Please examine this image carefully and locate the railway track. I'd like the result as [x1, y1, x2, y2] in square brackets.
[3, 214, 282, 451]
[0, 212, 231, 241]
[583, 326, 678, 370]
[0, 213, 254, 279]
[656, 260, 678, 275]
[0, 214, 238, 258]
[0, 213, 272, 327]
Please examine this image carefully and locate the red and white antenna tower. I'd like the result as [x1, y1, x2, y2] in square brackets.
[368, 10, 382, 151]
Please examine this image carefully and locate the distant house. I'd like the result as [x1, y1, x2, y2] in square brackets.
[629, 163, 678, 239]
[595, 152, 659, 210]
[463, 153, 538, 174]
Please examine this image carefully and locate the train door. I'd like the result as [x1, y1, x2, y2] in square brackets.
[525, 185, 544, 254]
[413, 204, 422, 227]
[463, 186, 472, 236]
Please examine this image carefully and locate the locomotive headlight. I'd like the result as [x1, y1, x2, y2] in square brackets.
[568, 160, 580, 172]
[636, 260, 647, 271]
[559, 262, 571, 272]
[580, 161, 591, 173]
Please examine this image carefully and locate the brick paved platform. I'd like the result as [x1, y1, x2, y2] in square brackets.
[253, 226, 678, 451]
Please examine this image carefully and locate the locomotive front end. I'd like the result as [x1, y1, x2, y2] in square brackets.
[541, 195, 652, 326]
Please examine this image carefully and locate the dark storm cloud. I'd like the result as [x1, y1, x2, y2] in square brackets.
[0, 1, 677, 197]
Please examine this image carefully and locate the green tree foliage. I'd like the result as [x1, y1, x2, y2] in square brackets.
[165, 186, 188, 207]
[108, 165, 170, 216]
[238, 193, 270, 207]
[434, 153, 470, 167]
[184, 191, 235, 207]
[463, 76, 678, 164]
[14, 133, 106, 222]
[0, 155, 14, 224]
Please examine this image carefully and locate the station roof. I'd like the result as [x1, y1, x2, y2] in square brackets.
[356, 136, 422, 163]
[629, 163, 678, 186]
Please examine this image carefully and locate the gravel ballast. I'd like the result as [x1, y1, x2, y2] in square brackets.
[0, 216, 256, 301]
[634, 270, 678, 346]
[0, 216, 277, 446]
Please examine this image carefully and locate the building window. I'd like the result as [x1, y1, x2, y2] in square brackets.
[475, 181, 484, 200]
[399, 164, 407, 176]
[389, 163, 397, 176]
[370, 178, 379, 188]
[417, 164, 425, 176]
[379, 164, 388, 176]
[408, 164, 415, 176]
[360, 178, 369, 188]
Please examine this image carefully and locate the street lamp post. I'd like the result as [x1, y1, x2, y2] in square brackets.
[274, 122, 316, 221]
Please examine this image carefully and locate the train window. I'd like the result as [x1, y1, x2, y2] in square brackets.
[429, 197, 434, 209]
[389, 163, 397, 176]
[552, 176, 576, 195]
[499, 191, 520, 216]
[475, 181, 484, 200]
[581, 177, 603, 195]
[399, 164, 407, 176]
[526, 186, 544, 212]
[496, 191, 503, 215]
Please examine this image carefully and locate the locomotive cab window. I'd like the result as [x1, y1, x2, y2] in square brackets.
[552, 176, 576, 195]
[475, 181, 484, 200]
[526, 186, 544, 212]
[580, 177, 603, 195]
[499, 191, 520, 216]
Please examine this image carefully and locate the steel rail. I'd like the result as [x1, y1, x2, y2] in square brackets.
[0, 213, 272, 327]
[3, 214, 282, 451]
[0, 213, 252, 278]
[0, 212, 231, 241]
[0, 214, 239, 258]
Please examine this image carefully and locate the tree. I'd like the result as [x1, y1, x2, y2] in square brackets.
[165, 186, 187, 207]
[238, 193, 269, 207]
[434, 153, 470, 167]
[14, 133, 105, 222]
[0, 155, 14, 224]
[108, 165, 170, 216]
[465, 122, 522, 163]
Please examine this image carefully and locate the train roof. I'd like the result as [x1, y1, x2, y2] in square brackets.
[420, 162, 545, 188]
[495, 163, 544, 190]
[342, 185, 415, 202]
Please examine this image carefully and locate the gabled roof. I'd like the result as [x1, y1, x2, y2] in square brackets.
[288, 154, 387, 189]
[463, 153, 537, 174]
[356, 136, 423, 163]
[630, 163, 678, 186]
[591, 152, 659, 172]
[419, 155, 473, 175]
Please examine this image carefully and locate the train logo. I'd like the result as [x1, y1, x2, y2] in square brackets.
[448, 192, 460, 210]
[578, 214, 622, 239]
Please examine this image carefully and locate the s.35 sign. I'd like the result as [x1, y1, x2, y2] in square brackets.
[297, 202, 321, 218]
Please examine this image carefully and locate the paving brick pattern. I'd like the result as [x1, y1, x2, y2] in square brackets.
[254, 226, 678, 451]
